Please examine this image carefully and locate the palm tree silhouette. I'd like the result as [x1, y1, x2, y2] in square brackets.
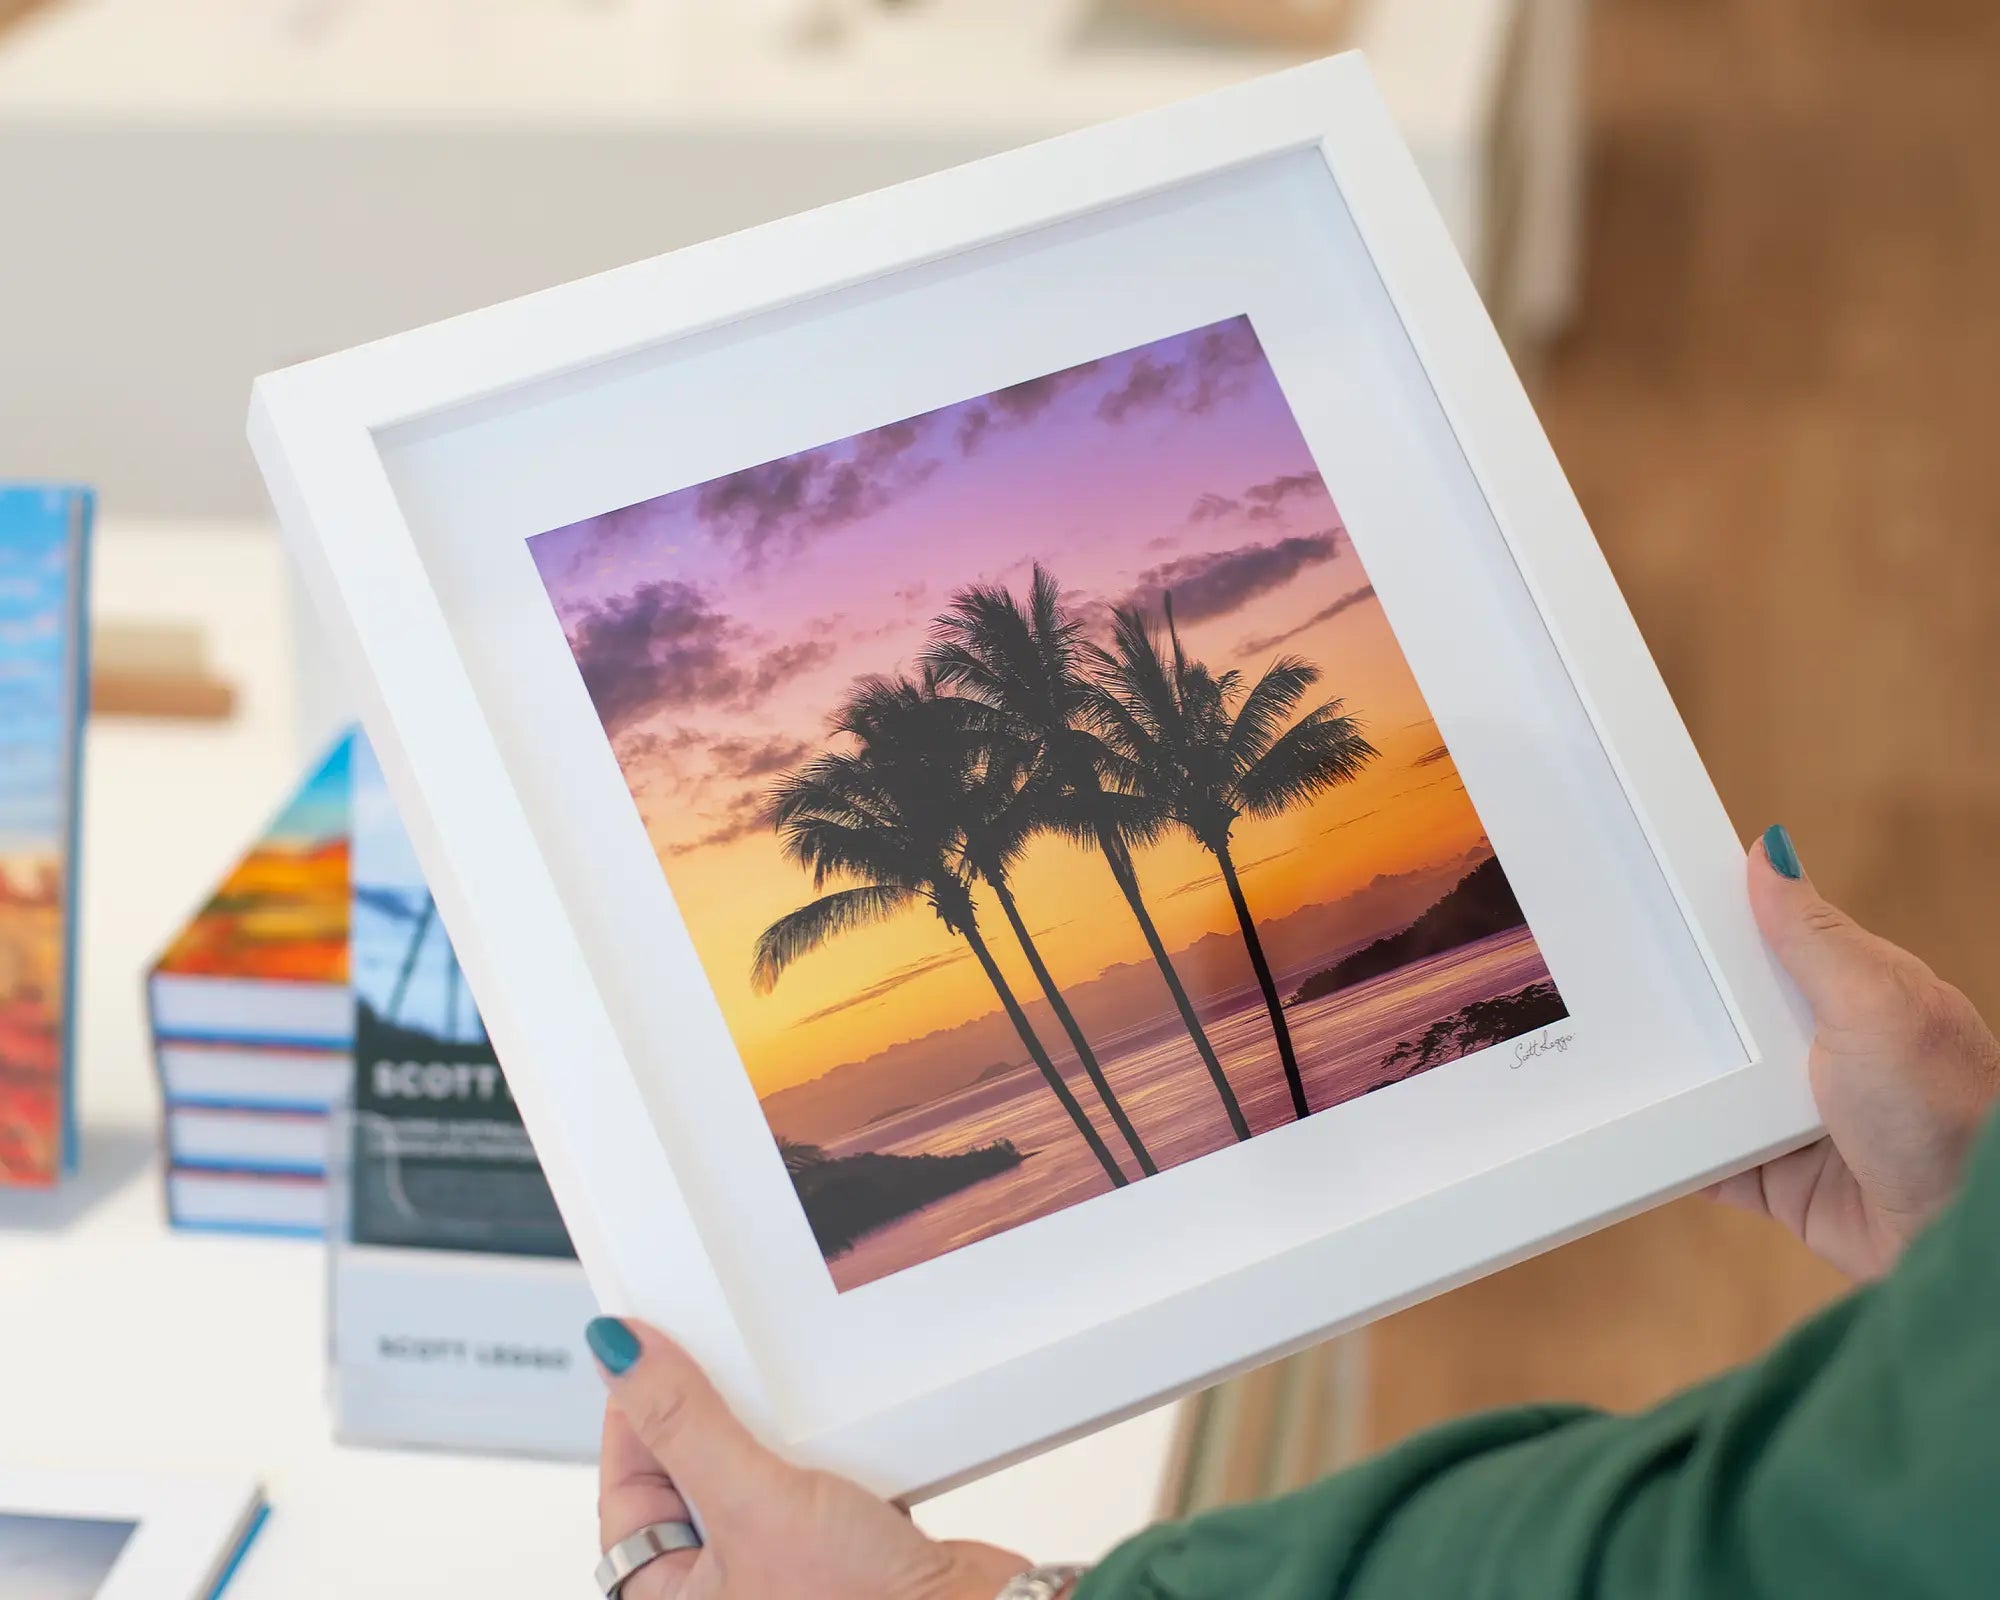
[750, 674, 1131, 1189]
[1089, 596, 1379, 1120]
[943, 700, 1160, 1177]
[926, 566, 1253, 1143]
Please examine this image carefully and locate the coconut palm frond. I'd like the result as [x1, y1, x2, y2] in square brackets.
[765, 753, 900, 835]
[1093, 787, 1174, 850]
[1233, 706, 1378, 817]
[777, 1138, 831, 1176]
[1224, 657, 1319, 770]
[1100, 606, 1180, 728]
[922, 637, 1011, 704]
[776, 817, 922, 890]
[750, 883, 919, 994]
[1079, 678, 1161, 767]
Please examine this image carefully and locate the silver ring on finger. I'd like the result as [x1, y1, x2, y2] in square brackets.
[596, 1520, 702, 1597]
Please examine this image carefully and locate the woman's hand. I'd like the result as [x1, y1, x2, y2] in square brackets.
[1714, 825, 2000, 1278]
[592, 1316, 1029, 1600]
[587, 824, 2000, 1598]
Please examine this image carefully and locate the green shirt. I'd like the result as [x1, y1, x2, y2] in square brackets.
[1082, 1111, 2000, 1599]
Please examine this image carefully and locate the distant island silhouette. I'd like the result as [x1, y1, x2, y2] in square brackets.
[1287, 859, 1527, 1006]
[779, 1138, 1026, 1258]
[762, 849, 1493, 1145]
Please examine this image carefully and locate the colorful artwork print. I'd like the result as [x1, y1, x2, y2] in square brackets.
[153, 736, 352, 986]
[0, 487, 90, 1187]
[529, 316, 1567, 1290]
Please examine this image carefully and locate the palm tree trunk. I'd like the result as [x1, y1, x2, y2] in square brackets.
[1098, 831, 1252, 1142]
[960, 923, 1129, 1188]
[1214, 841, 1310, 1120]
[989, 875, 1159, 1177]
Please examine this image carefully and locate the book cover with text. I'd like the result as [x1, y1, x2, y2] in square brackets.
[348, 735, 572, 1258]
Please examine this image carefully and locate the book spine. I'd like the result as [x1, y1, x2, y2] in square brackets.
[58, 488, 93, 1175]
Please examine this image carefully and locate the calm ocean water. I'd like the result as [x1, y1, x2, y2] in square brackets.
[822, 926, 1556, 1290]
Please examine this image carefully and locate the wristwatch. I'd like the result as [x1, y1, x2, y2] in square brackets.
[997, 1564, 1089, 1599]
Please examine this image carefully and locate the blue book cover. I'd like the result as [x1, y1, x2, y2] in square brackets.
[0, 485, 92, 1187]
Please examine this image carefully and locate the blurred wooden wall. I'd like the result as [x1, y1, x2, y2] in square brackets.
[1367, 0, 2000, 1445]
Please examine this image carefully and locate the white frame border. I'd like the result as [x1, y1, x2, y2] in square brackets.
[250, 53, 1818, 1498]
[0, 1468, 263, 1600]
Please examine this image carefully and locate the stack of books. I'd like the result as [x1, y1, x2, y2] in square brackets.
[148, 734, 354, 1235]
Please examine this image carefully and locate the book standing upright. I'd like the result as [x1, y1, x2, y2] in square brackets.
[329, 733, 597, 1460]
[0, 484, 91, 1189]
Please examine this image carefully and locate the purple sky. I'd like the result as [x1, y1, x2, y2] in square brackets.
[527, 316, 1489, 1093]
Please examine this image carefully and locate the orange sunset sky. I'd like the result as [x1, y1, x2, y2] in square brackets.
[529, 317, 1490, 1099]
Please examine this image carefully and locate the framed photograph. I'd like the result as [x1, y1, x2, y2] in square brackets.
[250, 52, 1817, 1499]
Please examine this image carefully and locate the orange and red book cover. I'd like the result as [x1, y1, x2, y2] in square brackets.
[148, 736, 353, 1055]
[148, 734, 355, 1235]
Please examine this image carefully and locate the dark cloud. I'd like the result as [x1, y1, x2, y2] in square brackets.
[991, 365, 1096, 422]
[609, 726, 702, 794]
[693, 417, 939, 564]
[1164, 847, 1298, 901]
[1184, 318, 1265, 411]
[1244, 472, 1324, 518]
[563, 580, 831, 735]
[1410, 743, 1453, 768]
[952, 317, 1264, 453]
[1185, 470, 1326, 526]
[746, 639, 838, 700]
[706, 735, 813, 782]
[1097, 357, 1176, 424]
[794, 946, 972, 1024]
[1118, 531, 1340, 625]
[667, 792, 769, 857]
[955, 407, 993, 455]
[955, 359, 1103, 455]
[625, 733, 813, 848]
[565, 580, 738, 735]
[1100, 316, 1265, 425]
[1236, 584, 1377, 654]
[856, 417, 924, 466]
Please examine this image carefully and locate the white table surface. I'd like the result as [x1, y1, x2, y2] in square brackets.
[0, 519, 1181, 1597]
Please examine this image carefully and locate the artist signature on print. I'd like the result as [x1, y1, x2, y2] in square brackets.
[1513, 1029, 1576, 1068]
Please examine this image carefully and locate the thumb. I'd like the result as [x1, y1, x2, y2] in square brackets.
[586, 1316, 787, 1525]
[1748, 824, 1909, 1036]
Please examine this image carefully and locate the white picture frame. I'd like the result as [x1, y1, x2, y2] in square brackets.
[0, 1468, 265, 1600]
[249, 52, 1819, 1500]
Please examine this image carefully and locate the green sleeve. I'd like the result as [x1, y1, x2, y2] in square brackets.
[1080, 1111, 2000, 1600]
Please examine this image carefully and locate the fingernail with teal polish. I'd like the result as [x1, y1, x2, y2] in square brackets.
[1762, 824, 1802, 881]
[586, 1316, 641, 1376]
